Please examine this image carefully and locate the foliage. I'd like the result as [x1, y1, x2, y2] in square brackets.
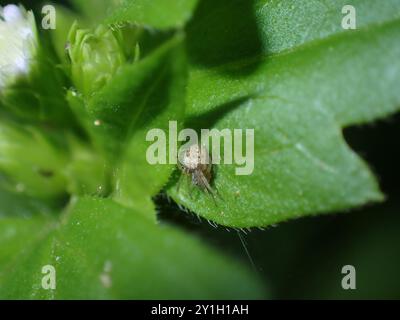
[0, 0, 399, 299]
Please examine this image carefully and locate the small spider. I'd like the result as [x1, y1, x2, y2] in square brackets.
[177, 143, 214, 195]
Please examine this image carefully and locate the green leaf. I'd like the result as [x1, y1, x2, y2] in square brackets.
[0, 186, 55, 218]
[0, 197, 266, 299]
[72, 0, 198, 29]
[114, 38, 187, 216]
[168, 97, 383, 227]
[187, 19, 400, 126]
[75, 34, 187, 219]
[64, 136, 110, 197]
[186, 0, 400, 126]
[106, 0, 198, 29]
[165, 0, 400, 227]
[86, 35, 183, 155]
[0, 122, 68, 200]
[0, 216, 51, 269]
[253, 0, 400, 56]
[70, 0, 119, 23]
[186, 0, 400, 64]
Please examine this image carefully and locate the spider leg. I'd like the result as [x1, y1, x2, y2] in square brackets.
[198, 171, 218, 207]
[208, 167, 224, 201]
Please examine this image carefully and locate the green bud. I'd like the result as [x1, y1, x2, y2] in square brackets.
[67, 23, 127, 97]
[0, 121, 68, 199]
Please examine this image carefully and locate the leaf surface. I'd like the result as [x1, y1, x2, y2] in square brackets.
[0, 197, 265, 299]
[168, 97, 383, 227]
[166, 0, 400, 226]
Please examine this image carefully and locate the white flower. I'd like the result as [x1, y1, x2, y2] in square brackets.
[0, 4, 37, 91]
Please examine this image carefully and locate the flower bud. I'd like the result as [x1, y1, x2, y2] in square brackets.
[0, 4, 37, 92]
[67, 23, 127, 97]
